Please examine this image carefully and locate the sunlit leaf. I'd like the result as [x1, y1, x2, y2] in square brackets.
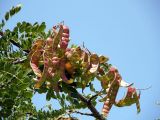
[38, 22, 46, 32]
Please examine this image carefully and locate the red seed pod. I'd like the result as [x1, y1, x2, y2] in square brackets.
[52, 57, 60, 65]
[61, 37, 69, 42]
[102, 100, 112, 117]
[62, 33, 69, 38]
[102, 108, 109, 113]
[102, 69, 121, 117]
[63, 25, 69, 34]
[60, 25, 70, 50]
[60, 40, 68, 49]
[46, 37, 53, 46]
[126, 87, 136, 97]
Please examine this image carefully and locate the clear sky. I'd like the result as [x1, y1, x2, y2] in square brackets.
[0, 0, 160, 120]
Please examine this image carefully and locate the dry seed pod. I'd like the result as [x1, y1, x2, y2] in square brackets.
[114, 86, 140, 113]
[60, 25, 70, 49]
[30, 39, 44, 78]
[102, 67, 121, 117]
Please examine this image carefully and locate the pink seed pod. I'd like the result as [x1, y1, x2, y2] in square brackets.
[62, 33, 69, 38]
[46, 37, 53, 45]
[52, 57, 60, 65]
[61, 37, 69, 42]
[63, 25, 69, 34]
[126, 87, 136, 97]
[60, 40, 68, 49]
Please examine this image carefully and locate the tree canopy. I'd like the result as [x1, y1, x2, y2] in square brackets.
[0, 4, 140, 120]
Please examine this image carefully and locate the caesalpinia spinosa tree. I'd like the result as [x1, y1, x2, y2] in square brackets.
[0, 4, 140, 120]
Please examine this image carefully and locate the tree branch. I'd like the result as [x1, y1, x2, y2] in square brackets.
[75, 90, 106, 120]
[9, 39, 30, 53]
[0, 31, 30, 53]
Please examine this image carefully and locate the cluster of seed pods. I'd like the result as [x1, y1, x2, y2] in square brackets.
[29, 24, 70, 91]
[29, 23, 140, 118]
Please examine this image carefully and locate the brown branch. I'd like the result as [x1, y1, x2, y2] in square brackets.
[75, 90, 106, 120]
[9, 39, 30, 53]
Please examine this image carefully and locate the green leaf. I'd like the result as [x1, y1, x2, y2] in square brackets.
[24, 91, 33, 98]
[5, 12, 9, 21]
[56, 92, 61, 99]
[18, 83, 29, 90]
[0, 19, 5, 29]
[89, 83, 96, 92]
[38, 22, 46, 32]
[46, 91, 51, 101]
[14, 4, 22, 13]
[3, 98, 14, 108]
[10, 7, 16, 16]
[4, 4, 22, 21]
[17, 22, 21, 27]
[60, 98, 65, 106]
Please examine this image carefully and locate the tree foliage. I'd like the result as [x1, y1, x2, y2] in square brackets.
[0, 4, 140, 120]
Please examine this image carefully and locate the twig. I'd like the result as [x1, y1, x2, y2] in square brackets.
[9, 39, 30, 53]
[88, 90, 103, 103]
[136, 85, 152, 91]
[12, 58, 27, 64]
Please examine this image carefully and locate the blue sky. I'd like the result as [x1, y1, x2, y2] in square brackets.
[0, 0, 160, 119]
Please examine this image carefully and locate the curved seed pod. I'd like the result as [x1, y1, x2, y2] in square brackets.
[102, 67, 121, 117]
[71, 46, 82, 62]
[52, 24, 63, 50]
[102, 81, 120, 117]
[114, 86, 140, 113]
[81, 50, 89, 62]
[89, 53, 99, 73]
[34, 37, 60, 90]
[99, 55, 109, 63]
[100, 76, 110, 89]
[62, 33, 69, 38]
[60, 40, 69, 49]
[81, 51, 90, 70]
[98, 66, 118, 89]
[65, 48, 72, 58]
[28, 39, 44, 59]
[30, 39, 44, 78]
[98, 67, 105, 76]
[62, 25, 69, 34]
[60, 25, 70, 50]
